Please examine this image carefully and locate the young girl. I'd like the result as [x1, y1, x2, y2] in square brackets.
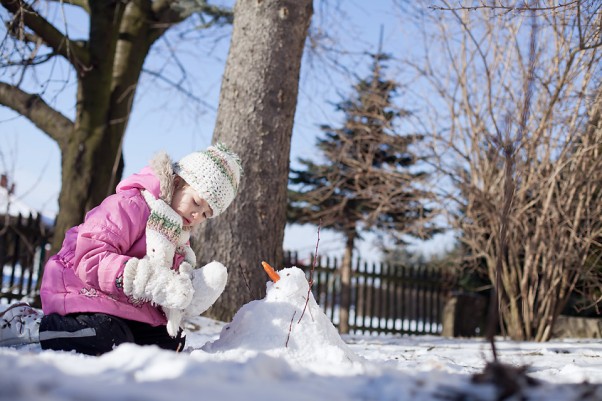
[0, 143, 243, 355]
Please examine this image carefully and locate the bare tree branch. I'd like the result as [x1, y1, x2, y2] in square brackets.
[1, 0, 89, 70]
[149, 0, 233, 41]
[0, 81, 73, 147]
[430, 1, 581, 13]
[47, 0, 90, 14]
[407, 0, 602, 341]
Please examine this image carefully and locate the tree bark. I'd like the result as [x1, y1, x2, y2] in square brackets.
[50, 1, 183, 253]
[196, 0, 313, 321]
[52, 1, 127, 252]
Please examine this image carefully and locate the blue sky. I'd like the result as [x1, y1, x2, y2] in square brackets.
[0, 0, 455, 261]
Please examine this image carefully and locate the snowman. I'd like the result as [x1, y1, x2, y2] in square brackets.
[200, 262, 361, 370]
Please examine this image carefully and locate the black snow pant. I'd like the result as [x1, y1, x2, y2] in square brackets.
[39, 313, 185, 356]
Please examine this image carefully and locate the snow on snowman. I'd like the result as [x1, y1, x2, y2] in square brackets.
[198, 261, 362, 371]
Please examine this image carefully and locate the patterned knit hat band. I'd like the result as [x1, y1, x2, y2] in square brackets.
[174, 143, 243, 217]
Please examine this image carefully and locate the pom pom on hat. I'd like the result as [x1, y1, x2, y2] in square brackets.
[173, 143, 243, 217]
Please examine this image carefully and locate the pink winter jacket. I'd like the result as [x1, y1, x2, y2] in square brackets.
[40, 164, 187, 327]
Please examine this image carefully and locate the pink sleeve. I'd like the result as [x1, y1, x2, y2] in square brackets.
[73, 192, 148, 294]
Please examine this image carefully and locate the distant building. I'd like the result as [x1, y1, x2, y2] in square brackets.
[0, 173, 54, 227]
[1, 174, 36, 218]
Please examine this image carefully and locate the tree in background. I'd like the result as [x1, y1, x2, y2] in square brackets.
[195, 0, 313, 321]
[0, 0, 232, 253]
[288, 51, 438, 333]
[406, 0, 602, 341]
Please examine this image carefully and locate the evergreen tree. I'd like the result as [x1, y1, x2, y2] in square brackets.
[288, 51, 438, 332]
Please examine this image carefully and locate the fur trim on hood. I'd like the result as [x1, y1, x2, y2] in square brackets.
[148, 151, 201, 239]
[148, 152, 176, 204]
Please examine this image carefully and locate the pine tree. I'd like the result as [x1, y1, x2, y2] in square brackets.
[288, 51, 438, 332]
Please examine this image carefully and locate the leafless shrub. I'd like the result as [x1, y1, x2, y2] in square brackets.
[404, 0, 602, 341]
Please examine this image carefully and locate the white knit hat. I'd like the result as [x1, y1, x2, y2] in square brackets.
[173, 143, 243, 217]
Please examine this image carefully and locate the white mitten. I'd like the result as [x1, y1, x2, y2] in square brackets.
[122, 256, 194, 310]
[183, 261, 228, 319]
[164, 261, 194, 337]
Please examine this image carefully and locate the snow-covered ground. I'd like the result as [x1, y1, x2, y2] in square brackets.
[1, 266, 601, 401]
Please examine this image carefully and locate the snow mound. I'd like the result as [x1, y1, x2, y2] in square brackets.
[199, 266, 362, 372]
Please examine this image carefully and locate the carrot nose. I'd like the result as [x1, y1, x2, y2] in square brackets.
[261, 261, 280, 282]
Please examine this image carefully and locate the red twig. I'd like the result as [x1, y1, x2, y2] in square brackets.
[285, 310, 297, 348]
[297, 220, 321, 324]
[239, 263, 254, 300]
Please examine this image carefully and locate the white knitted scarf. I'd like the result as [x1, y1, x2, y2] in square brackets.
[141, 189, 196, 268]
[141, 190, 196, 336]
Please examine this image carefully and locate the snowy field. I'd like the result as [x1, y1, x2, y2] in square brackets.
[1, 267, 601, 401]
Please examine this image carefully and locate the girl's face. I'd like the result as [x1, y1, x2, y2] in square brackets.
[171, 176, 213, 228]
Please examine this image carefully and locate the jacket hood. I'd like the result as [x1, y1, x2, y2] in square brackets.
[116, 152, 176, 203]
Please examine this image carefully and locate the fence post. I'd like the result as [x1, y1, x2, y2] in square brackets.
[292, 251, 457, 336]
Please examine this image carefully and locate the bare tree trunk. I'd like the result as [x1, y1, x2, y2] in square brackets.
[196, 0, 313, 321]
[339, 232, 355, 334]
[0, 1, 205, 254]
[52, 1, 126, 251]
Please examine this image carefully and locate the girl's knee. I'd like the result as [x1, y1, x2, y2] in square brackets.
[40, 313, 134, 356]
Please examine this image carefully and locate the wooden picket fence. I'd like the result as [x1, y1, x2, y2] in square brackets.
[0, 213, 52, 307]
[1, 214, 457, 336]
[284, 251, 457, 335]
